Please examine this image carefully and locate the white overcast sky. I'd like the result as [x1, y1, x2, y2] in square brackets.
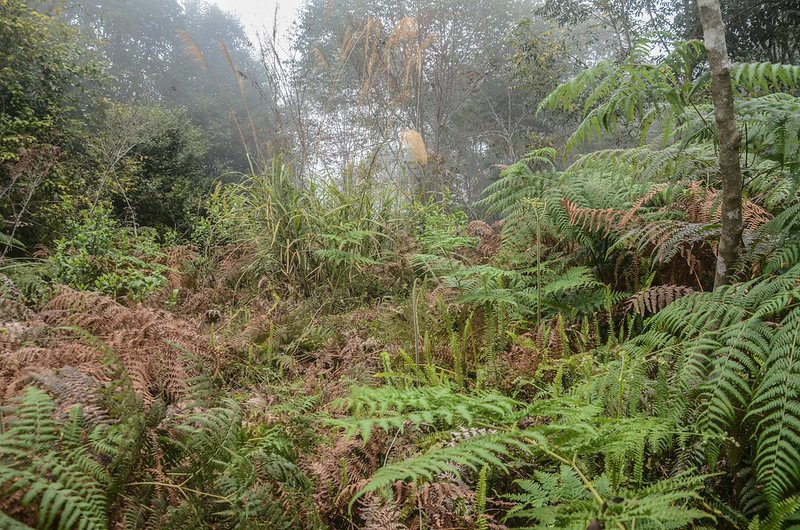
[211, 0, 306, 41]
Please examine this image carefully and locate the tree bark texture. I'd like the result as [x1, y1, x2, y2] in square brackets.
[697, 0, 744, 289]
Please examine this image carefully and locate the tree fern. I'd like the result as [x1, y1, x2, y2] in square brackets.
[695, 323, 768, 464]
[334, 383, 693, 522]
[541, 38, 800, 155]
[567, 145, 717, 184]
[748, 307, 800, 507]
[539, 39, 704, 153]
[622, 264, 800, 515]
[458, 36, 800, 530]
[747, 203, 800, 276]
[731, 62, 800, 94]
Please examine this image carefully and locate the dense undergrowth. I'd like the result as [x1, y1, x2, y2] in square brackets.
[1, 39, 800, 529]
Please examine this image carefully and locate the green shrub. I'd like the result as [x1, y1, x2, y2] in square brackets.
[51, 207, 167, 300]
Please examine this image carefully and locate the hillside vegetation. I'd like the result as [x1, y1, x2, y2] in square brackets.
[1, 0, 799, 528]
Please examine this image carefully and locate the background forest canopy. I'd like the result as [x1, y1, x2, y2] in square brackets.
[2, 0, 798, 250]
[3, 0, 800, 528]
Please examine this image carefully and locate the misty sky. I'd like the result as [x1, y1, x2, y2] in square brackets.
[212, 0, 305, 39]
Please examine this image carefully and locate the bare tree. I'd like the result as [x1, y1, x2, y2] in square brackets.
[697, 0, 743, 289]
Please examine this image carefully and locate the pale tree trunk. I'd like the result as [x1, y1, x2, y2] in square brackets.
[697, 0, 744, 289]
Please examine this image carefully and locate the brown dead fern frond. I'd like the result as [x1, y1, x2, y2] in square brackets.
[743, 200, 772, 230]
[682, 181, 772, 230]
[2, 288, 213, 406]
[30, 367, 110, 425]
[683, 180, 707, 223]
[1, 342, 104, 400]
[419, 480, 476, 529]
[563, 184, 668, 235]
[394, 477, 499, 530]
[359, 494, 409, 530]
[615, 185, 667, 230]
[467, 220, 502, 260]
[561, 198, 625, 235]
[305, 432, 386, 522]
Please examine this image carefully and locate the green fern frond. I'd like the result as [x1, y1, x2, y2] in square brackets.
[505, 468, 711, 529]
[0, 388, 109, 530]
[328, 385, 522, 440]
[695, 324, 768, 463]
[747, 493, 800, 530]
[732, 62, 800, 94]
[0, 511, 34, 529]
[748, 308, 800, 507]
[353, 429, 542, 503]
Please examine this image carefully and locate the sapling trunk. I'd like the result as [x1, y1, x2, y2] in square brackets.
[697, 0, 744, 289]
